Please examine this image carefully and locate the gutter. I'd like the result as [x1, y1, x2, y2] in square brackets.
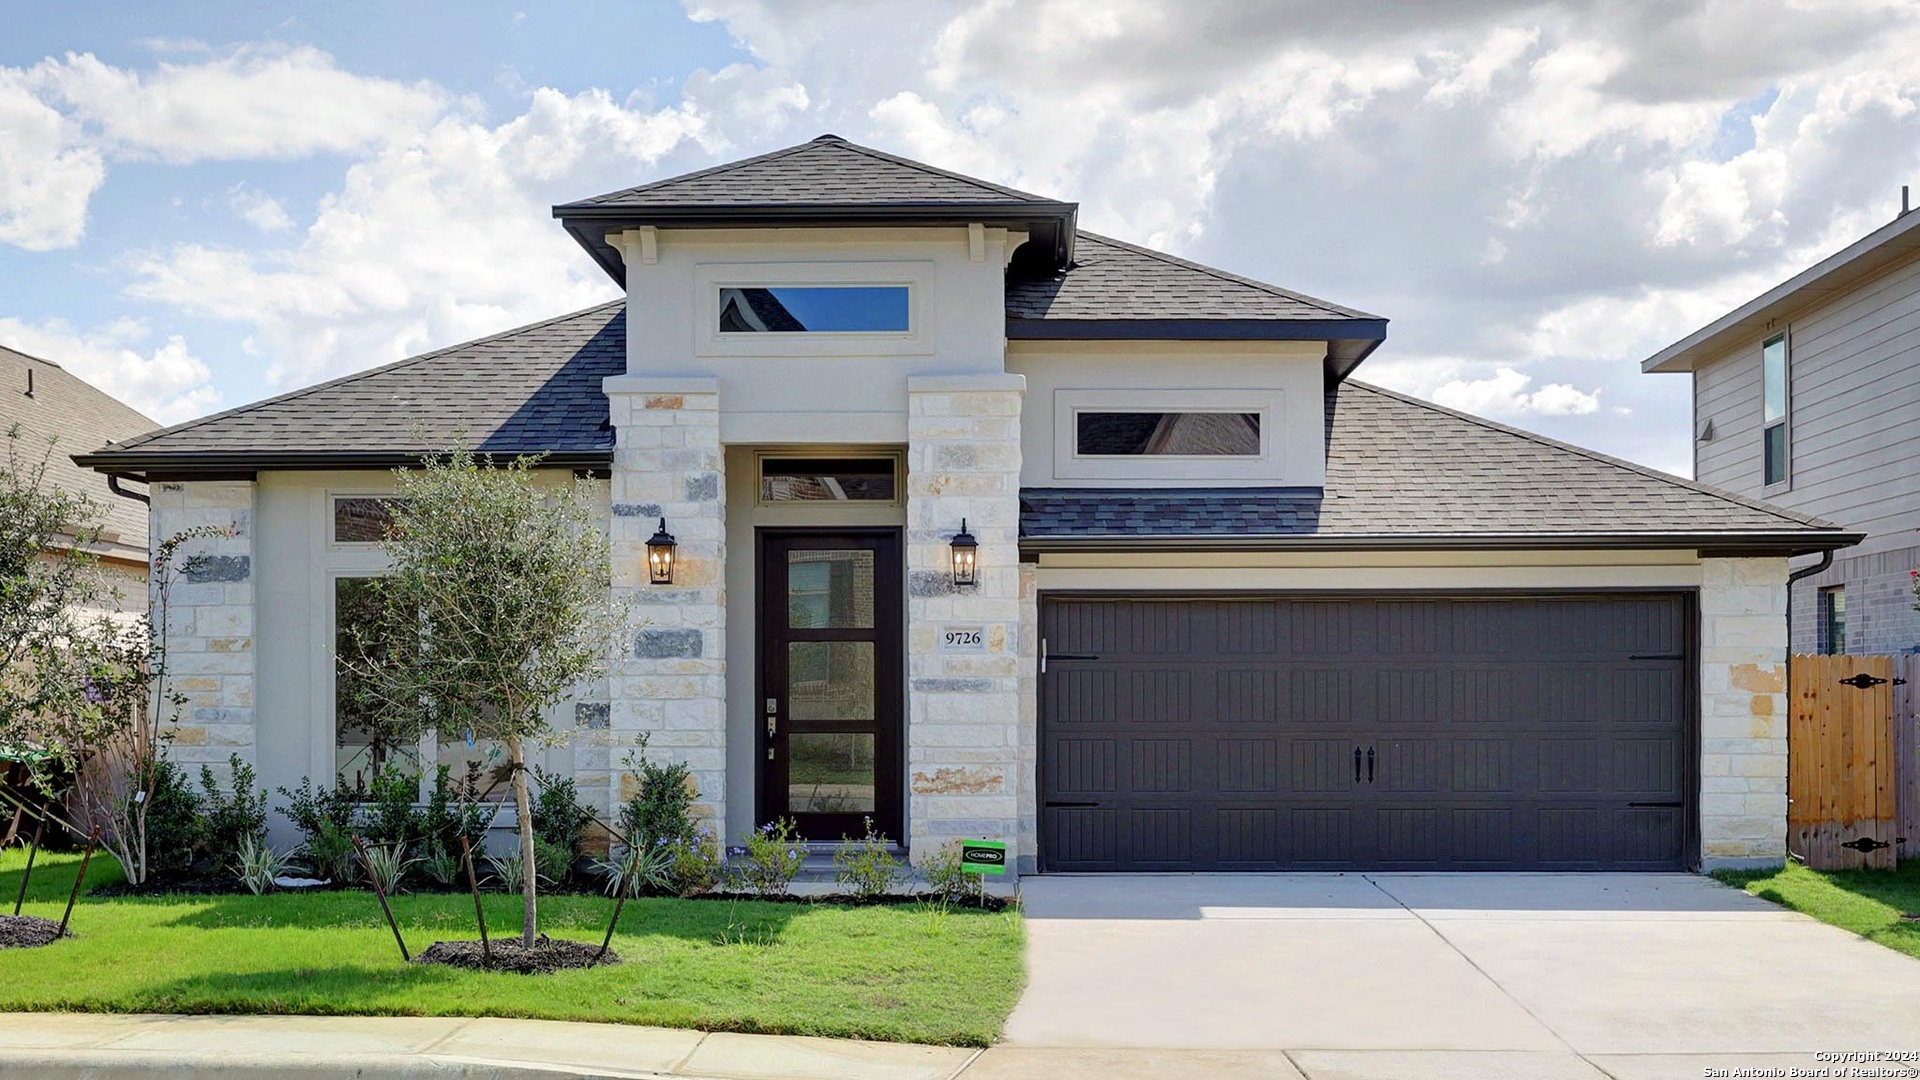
[106, 473, 149, 505]
[1019, 530, 1865, 558]
[73, 449, 615, 478]
[1784, 550, 1836, 650]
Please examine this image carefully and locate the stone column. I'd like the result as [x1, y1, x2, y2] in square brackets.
[603, 375, 727, 833]
[1698, 556, 1790, 871]
[1016, 560, 1040, 874]
[904, 374, 1024, 869]
[150, 479, 257, 773]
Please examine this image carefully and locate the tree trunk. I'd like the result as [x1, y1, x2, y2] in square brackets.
[508, 734, 537, 947]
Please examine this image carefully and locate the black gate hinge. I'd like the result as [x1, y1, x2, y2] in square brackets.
[1837, 673, 1905, 689]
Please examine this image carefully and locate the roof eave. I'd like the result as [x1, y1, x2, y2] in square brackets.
[1019, 530, 1863, 558]
[1640, 207, 1920, 374]
[74, 448, 616, 478]
[556, 201, 1080, 288]
[1005, 317, 1387, 343]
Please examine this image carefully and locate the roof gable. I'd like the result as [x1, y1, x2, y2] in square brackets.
[562, 134, 1059, 210]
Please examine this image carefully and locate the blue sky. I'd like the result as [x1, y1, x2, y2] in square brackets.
[4, 1, 1918, 476]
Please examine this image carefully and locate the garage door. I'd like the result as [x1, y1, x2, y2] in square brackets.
[1040, 594, 1692, 872]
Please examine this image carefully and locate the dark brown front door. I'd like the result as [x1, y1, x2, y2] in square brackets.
[758, 529, 904, 841]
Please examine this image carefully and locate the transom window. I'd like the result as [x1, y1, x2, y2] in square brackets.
[760, 456, 898, 503]
[1075, 411, 1262, 457]
[717, 286, 910, 333]
[1762, 333, 1789, 486]
[332, 496, 402, 544]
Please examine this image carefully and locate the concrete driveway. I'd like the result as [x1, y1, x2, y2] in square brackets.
[999, 873, 1920, 1080]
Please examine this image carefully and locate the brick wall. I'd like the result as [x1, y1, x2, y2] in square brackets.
[1788, 544, 1920, 656]
[1698, 556, 1790, 871]
[903, 374, 1024, 868]
[603, 375, 727, 833]
[150, 480, 256, 774]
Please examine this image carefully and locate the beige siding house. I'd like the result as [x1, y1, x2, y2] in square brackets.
[1643, 208, 1920, 656]
[81, 136, 1855, 873]
[2, 346, 156, 614]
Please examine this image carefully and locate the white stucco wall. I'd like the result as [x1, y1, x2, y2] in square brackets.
[1006, 340, 1330, 489]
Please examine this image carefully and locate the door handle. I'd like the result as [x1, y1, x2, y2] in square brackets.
[1353, 746, 1363, 784]
[1367, 746, 1376, 784]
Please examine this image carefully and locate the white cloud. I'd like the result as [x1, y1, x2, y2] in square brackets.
[228, 185, 294, 232]
[0, 74, 104, 250]
[0, 316, 218, 423]
[125, 73, 805, 388]
[1432, 366, 1600, 417]
[34, 46, 447, 163]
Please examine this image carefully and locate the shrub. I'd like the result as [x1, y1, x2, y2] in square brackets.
[663, 829, 725, 896]
[533, 835, 575, 886]
[531, 768, 593, 856]
[231, 837, 296, 895]
[198, 754, 268, 869]
[487, 849, 560, 894]
[595, 843, 672, 898]
[276, 775, 359, 882]
[361, 841, 419, 894]
[419, 843, 462, 887]
[735, 818, 807, 897]
[618, 748, 695, 850]
[921, 840, 986, 905]
[833, 817, 900, 902]
[144, 755, 201, 878]
[422, 763, 492, 858]
[362, 765, 424, 851]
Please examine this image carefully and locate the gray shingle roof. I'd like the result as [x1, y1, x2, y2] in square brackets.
[78, 302, 624, 469]
[1, 347, 156, 551]
[1009, 232, 1380, 323]
[561, 134, 1059, 209]
[1020, 380, 1846, 546]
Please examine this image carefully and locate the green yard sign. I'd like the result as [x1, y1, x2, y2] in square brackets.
[960, 839, 1006, 876]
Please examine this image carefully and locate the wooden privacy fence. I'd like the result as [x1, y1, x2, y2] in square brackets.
[1787, 654, 1918, 870]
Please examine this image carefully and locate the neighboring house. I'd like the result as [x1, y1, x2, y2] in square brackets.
[78, 135, 1856, 874]
[2, 346, 156, 615]
[1642, 208, 1920, 656]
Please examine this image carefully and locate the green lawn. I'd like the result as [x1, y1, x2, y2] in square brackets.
[1714, 860, 1920, 962]
[0, 848, 1024, 1046]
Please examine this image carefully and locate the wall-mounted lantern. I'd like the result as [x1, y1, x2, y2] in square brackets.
[950, 518, 979, 589]
[646, 518, 677, 585]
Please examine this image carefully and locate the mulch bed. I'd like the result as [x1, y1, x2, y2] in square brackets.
[0, 915, 64, 949]
[413, 935, 615, 974]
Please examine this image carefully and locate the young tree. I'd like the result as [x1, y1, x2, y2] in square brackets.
[0, 425, 214, 882]
[344, 448, 624, 947]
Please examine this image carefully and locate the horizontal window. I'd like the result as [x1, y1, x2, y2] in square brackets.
[760, 457, 897, 502]
[333, 497, 401, 543]
[718, 286, 909, 333]
[1076, 411, 1262, 457]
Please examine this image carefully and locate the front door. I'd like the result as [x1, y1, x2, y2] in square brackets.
[758, 529, 904, 841]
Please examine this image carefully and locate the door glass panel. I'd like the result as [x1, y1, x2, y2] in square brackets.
[761, 458, 896, 502]
[788, 732, 876, 813]
[788, 549, 875, 628]
[788, 641, 875, 722]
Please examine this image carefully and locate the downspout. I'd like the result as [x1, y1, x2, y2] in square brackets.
[106, 474, 149, 505]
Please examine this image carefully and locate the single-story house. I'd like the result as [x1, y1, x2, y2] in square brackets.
[78, 135, 1858, 873]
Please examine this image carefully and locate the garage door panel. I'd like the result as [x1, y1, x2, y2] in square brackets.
[1040, 594, 1691, 872]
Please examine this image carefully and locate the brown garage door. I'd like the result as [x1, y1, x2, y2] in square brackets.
[1040, 594, 1692, 872]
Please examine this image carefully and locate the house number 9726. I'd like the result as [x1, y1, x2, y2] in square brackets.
[942, 626, 985, 651]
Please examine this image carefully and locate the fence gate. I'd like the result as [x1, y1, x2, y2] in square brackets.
[1788, 654, 1899, 870]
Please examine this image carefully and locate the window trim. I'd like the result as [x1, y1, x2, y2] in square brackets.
[1053, 387, 1282, 482]
[1761, 331, 1790, 491]
[753, 449, 904, 508]
[694, 261, 935, 358]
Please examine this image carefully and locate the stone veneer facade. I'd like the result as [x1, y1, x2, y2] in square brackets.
[150, 479, 257, 772]
[903, 375, 1025, 867]
[1698, 555, 1791, 871]
[603, 376, 728, 830]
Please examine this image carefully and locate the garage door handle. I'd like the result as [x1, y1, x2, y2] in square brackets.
[1354, 747, 1363, 784]
[1367, 747, 1375, 783]
[1045, 801, 1101, 808]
